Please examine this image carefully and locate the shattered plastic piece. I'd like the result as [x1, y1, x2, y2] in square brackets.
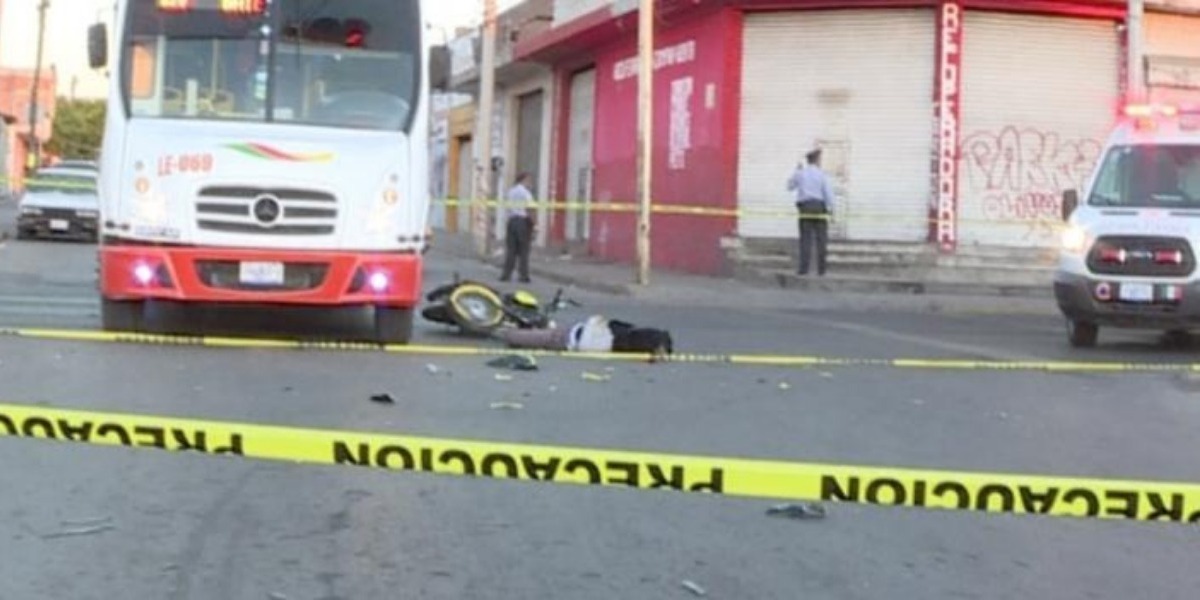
[766, 503, 827, 520]
[42, 524, 116, 540]
[681, 580, 707, 597]
[490, 402, 524, 411]
[425, 364, 440, 375]
[581, 372, 611, 382]
[60, 516, 113, 528]
[494, 373, 514, 382]
[370, 393, 396, 404]
[819, 371, 834, 379]
[268, 593, 288, 600]
[778, 382, 792, 391]
[487, 354, 539, 372]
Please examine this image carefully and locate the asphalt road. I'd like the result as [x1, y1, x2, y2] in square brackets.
[2, 235, 1200, 599]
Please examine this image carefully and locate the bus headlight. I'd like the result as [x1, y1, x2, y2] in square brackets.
[1061, 225, 1088, 253]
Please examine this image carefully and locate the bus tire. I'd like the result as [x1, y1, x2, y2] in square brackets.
[375, 307, 414, 344]
[102, 299, 145, 332]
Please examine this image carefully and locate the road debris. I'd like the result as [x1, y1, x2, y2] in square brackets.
[680, 580, 707, 597]
[487, 354, 539, 372]
[581, 372, 611, 382]
[490, 402, 524, 411]
[766, 502, 827, 520]
[494, 373, 514, 382]
[819, 371, 835, 379]
[42, 523, 116, 540]
[60, 516, 113, 528]
[778, 382, 792, 391]
[425, 363, 440, 375]
[369, 393, 396, 404]
[268, 593, 288, 600]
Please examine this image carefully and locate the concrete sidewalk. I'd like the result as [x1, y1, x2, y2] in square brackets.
[430, 231, 1061, 317]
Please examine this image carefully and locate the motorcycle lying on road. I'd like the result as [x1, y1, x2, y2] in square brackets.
[420, 277, 579, 336]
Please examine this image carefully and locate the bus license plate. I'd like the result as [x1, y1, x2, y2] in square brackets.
[1119, 283, 1154, 303]
[49, 219, 69, 231]
[239, 261, 285, 286]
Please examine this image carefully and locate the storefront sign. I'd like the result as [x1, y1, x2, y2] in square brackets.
[612, 41, 697, 82]
[1147, 56, 1200, 90]
[934, 1, 963, 251]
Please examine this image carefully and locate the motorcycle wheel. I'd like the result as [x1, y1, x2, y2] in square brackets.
[448, 284, 507, 336]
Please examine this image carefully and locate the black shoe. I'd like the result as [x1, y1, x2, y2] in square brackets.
[519, 277, 532, 284]
[499, 276, 511, 283]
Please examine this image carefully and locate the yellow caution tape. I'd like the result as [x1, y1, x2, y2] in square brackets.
[433, 198, 1067, 228]
[0, 326, 1196, 374]
[1, 401, 1198, 523]
[0, 174, 1063, 228]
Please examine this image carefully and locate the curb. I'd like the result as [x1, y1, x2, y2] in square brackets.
[737, 269, 1054, 299]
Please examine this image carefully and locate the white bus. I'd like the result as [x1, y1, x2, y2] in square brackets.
[88, 0, 436, 343]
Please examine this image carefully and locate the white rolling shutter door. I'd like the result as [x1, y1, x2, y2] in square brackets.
[958, 12, 1118, 248]
[738, 9, 935, 241]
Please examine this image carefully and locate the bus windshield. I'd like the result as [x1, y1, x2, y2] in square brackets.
[1088, 145, 1200, 208]
[123, 0, 420, 132]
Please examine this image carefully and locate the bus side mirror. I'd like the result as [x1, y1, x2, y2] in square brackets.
[429, 45, 450, 91]
[88, 23, 108, 69]
[1062, 189, 1079, 220]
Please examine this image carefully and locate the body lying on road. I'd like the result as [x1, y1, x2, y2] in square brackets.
[495, 315, 674, 359]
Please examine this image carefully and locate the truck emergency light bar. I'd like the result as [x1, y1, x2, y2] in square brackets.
[157, 0, 265, 15]
[1124, 104, 1200, 131]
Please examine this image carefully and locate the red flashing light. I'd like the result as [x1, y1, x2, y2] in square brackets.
[344, 19, 370, 48]
[1154, 249, 1184, 265]
[1099, 247, 1127, 264]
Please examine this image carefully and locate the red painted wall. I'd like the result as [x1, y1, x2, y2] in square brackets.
[588, 7, 740, 275]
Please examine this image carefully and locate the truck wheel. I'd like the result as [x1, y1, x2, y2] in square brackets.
[102, 299, 145, 332]
[375, 307, 414, 345]
[1067, 320, 1098, 348]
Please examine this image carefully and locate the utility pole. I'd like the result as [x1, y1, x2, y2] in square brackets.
[27, 0, 49, 170]
[1127, 0, 1145, 100]
[473, 0, 499, 257]
[635, 0, 654, 285]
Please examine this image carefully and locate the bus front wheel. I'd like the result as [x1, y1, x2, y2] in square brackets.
[102, 299, 145, 332]
[374, 307, 414, 345]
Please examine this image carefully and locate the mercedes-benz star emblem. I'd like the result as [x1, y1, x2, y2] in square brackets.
[252, 194, 282, 226]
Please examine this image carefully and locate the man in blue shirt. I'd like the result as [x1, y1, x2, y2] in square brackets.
[787, 147, 835, 276]
[500, 173, 536, 283]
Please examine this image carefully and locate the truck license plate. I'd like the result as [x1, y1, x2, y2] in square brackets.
[1119, 283, 1155, 303]
[239, 261, 285, 286]
[49, 219, 69, 231]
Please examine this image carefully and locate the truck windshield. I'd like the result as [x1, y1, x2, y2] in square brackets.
[1088, 145, 1200, 208]
[123, 0, 420, 132]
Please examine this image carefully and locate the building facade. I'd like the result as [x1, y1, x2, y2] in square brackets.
[441, 0, 1200, 275]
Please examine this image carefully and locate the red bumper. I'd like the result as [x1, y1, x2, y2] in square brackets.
[100, 245, 422, 307]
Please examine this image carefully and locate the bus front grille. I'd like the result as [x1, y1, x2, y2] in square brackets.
[196, 186, 337, 236]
